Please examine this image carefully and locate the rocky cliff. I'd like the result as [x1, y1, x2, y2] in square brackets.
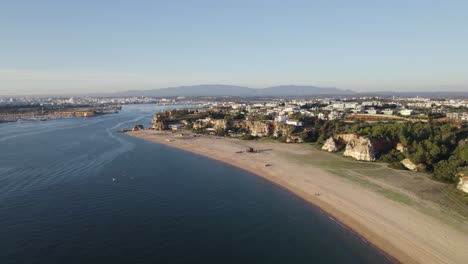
[151, 113, 170, 130]
[400, 158, 426, 172]
[322, 134, 376, 161]
[286, 136, 304, 143]
[193, 118, 229, 131]
[396, 143, 407, 153]
[272, 122, 296, 138]
[336, 134, 359, 143]
[235, 121, 273, 137]
[322, 137, 340, 152]
[457, 173, 468, 193]
[343, 136, 376, 161]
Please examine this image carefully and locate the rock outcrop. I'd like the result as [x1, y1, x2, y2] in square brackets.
[343, 136, 376, 161]
[212, 119, 229, 131]
[234, 121, 273, 137]
[396, 143, 407, 153]
[321, 134, 376, 161]
[132, 124, 144, 131]
[458, 174, 468, 193]
[286, 136, 304, 143]
[400, 158, 426, 172]
[151, 112, 171, 130]
[336, 134, 359, 143]
[272, 122, 296, 138]
[322, 137, 341, 152]
[193, 118, 230, 131]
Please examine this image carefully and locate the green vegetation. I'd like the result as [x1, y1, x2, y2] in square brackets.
[302, 118, 468, 183]
[284, 111, 468, 184]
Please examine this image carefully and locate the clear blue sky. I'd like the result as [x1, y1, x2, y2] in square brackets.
[1, 0, 467, 95]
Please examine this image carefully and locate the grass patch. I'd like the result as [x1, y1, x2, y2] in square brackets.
[352, 169, 392, 179]
[280, 151, 382, 170]
[327, 169, 413, 206]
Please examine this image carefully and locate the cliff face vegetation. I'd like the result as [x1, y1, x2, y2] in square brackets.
[317, 120, 468, 184]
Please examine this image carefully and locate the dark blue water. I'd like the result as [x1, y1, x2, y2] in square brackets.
[0, 105, 391, 264]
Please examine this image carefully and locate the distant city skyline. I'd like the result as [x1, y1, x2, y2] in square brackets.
[1, 0, 467, 95]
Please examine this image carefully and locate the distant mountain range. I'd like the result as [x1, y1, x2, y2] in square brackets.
[110, 85, 355, 97]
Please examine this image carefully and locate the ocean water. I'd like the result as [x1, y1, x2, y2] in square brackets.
[0, 105, 391, 264]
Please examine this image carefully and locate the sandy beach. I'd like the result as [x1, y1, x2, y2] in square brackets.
[127, 130, 468, 264]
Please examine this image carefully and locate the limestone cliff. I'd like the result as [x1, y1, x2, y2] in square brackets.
[272, 122, 296, 138]
[457, 174, 468, 193]
[322, 137, 341, 152]
[400, 158, 426, 172]
[286, 136, 304, 143]
[213, 119, 229, 131]
[343, 136, 376, 161]
[396, 143, 407, 153]
[235, 121, 273, 137]
[193, 118, 230, 131]
[151, 113, 170, 130]
[336, 134, 359, 143]
[320, 133, 378, 161]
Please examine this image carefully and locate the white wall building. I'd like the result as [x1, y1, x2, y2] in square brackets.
[286, 120, 303, 126]
[275, 115, 289, 122]
[399, 109, 413, 116]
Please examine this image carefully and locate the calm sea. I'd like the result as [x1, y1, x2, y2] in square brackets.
[0, 105, 391, 263]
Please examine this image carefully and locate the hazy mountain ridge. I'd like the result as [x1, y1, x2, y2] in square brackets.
[113, 84, 354, 97]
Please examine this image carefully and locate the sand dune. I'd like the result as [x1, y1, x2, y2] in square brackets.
[127, 130, 468, 264]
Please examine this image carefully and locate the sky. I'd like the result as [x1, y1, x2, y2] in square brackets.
[0, 0, 467, 95]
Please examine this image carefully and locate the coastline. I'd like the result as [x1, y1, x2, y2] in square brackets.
[126, 130, 468, 264]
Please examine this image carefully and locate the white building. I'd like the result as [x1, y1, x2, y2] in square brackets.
[328, 111, 340, 120]
[275, 115, 289, 122]
[399, 109, 413, 116]
[366, 108, 378, 115]
[381, 109, 394, 115]
[286, 120, 303, 126]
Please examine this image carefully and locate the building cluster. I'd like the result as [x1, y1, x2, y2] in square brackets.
[446, 112, 468, 121]
[199, 96, 467, 124]
[2, 94, 467, 124]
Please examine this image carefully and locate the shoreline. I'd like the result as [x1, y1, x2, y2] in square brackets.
[126, 130, 468, 264]
[161, 143, 400, 263]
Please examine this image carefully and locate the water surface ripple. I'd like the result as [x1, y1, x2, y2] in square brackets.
[0, 105, 391, 264]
